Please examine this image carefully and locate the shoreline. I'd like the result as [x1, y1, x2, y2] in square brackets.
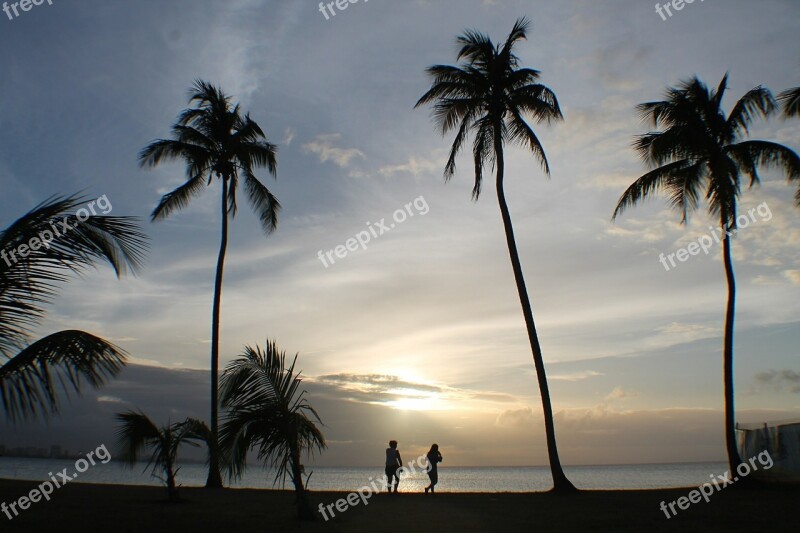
[2, 478, 797, 532]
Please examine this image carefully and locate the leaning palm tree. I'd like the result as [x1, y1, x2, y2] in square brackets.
[415, 18, 574, 492]
[116, 411, 210, 502]
[139, 80, 280, 488]
[613, 74, 800, 475]
[220, 341, 326, 521]
[1, 194, 147, 421]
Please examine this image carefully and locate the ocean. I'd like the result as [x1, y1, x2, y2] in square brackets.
[0, 457, 727, 492]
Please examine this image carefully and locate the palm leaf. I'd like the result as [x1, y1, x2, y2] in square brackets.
[779, 86, 800, 118]
[0, 195, 147, 354]
[1, 331, 126, 421]
[115, 411, 162, 465]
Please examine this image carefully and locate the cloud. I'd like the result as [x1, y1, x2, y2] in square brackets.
[589, 42, 653, 92]
[783, 270, 800, 285]
[302, 133, 365, 168]
[604, 216, 668, 243]
[283, 127, 296, 145]
[755, 370, 800, 393]
[495, 407, 535, 428]
[653, 322, 720, 344]
[314, 373, 518, 410]
[96, 395, 123, 403]
[549, 370, 604, 382]
[316, 373, 443, 393]
[577, 172, 636, 191]
[378, 154, 442, 178]
[604, 386, 637, 402]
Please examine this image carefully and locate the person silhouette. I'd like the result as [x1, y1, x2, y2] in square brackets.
[424, 443, 442, 494]
[385, 440, 402, 493]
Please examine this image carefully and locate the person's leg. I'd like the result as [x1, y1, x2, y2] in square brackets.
[389, 467, 399, 492]
[385, 466, 393, 492]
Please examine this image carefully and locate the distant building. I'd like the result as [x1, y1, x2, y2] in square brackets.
[1, 443, 73, 458]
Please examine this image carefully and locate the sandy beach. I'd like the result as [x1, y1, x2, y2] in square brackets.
[0, 479, 797, 532]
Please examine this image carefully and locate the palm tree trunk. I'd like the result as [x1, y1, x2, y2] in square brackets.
[205, 176, 228, 489]
[166, 462, 179, 502]
[290, 449, 314, 520]
[722, 233, 740, 476]
[493, 131, 576, 493]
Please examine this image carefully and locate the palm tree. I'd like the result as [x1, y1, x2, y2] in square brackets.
[139, 80, 280, 488]
[116, 411, 210, 502]
[613, 74, 800, 475]
[1, 194, 147, 421]
[220, 341, 326, 521]
[415, 18, 574, 492]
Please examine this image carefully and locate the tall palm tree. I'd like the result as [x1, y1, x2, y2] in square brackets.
[613, 74, 800, 475]
[220, 341, 326, 521]
[1, 194, 147, 421]
[116, 411, 210, 502]
[415, 18, 574, 492]
[139, 80, 280, 488]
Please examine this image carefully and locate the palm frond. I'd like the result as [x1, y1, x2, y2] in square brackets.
[151, 174, 208, 221]
[0, 195, 147, 354]
[727, 86, 776, 138]
[507, 108, 549, 175]
[243, 171, 281, 234]
[727, 140, 800, 179]
[779, 86, 800, 118]
[471, 118, 495, 200]
[115, 411, 162, 464]
[179, 417, 212, 442]
[728, 140, 800, 205]
[612, 159, 698, 221]
[500, 17, 530, 57]
[0, 331, 126, 422]
[414, 66, 478, 108]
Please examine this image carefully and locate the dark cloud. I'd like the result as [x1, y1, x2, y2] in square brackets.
[316, 373, 444, 393]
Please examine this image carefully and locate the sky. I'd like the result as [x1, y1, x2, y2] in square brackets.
[1, 0, 799, 468]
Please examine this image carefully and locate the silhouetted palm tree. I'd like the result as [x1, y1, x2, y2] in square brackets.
[220, 341, 326, 520]
[613, 74, 800, 475]
[0, 195, 147, 421]
[139, 80, 280, 488]
[415, 18, 574, 492]
[116, 411, 210, 501]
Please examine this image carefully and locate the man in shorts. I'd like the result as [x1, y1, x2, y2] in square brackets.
[385, 440, 402, 493]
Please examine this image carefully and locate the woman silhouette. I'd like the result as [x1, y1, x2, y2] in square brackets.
[424, 443, 442, 494]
